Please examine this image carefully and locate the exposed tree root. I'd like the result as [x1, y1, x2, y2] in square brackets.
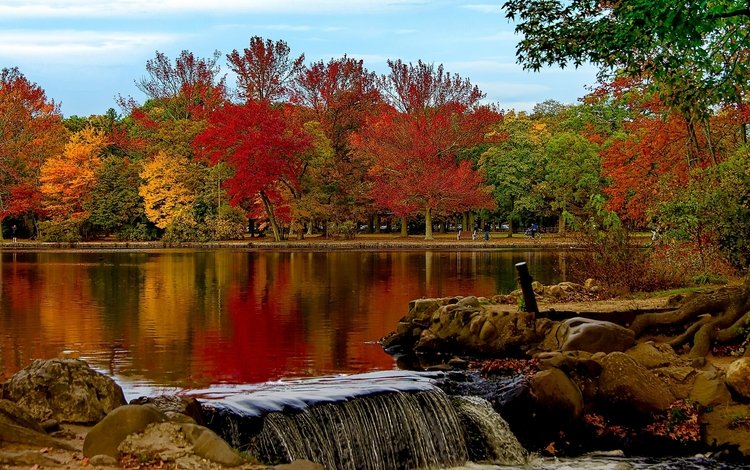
[629, 278, 750, 358]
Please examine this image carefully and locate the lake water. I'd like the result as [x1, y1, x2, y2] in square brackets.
[0, 249, 566, 395]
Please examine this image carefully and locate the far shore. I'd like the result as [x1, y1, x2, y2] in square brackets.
[0, 232, 650, 251]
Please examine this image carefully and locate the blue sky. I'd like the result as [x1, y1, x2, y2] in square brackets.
[1, 0, 598, 118]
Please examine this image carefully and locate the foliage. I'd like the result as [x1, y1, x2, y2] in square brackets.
[40, 126, 108, 219]
[502, 0, 750, 114]
[206, 205, 247, 240]
[116, 223, 156, 242]
[0, 67, 67, 228]
[227, 36, 305, 103]
[162, 207, 209, 243]
[139, 152, 196, 229]
[86, 156, 147, 236]
[37, 218, 83, 242]
[645, 400, 701, 444]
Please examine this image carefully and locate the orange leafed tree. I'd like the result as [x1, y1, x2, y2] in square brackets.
[40, 127, 109, 219]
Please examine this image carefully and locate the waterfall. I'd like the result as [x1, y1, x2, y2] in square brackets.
[451, 396, 529, 466]
[200, 371, 529, 470]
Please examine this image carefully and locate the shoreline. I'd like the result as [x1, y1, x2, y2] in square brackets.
[0, 233, 609, 251]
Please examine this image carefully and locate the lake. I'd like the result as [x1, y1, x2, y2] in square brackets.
[0, 249, 566, 396]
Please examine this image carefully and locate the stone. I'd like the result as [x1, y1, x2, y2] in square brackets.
[89, 454, 119, 466]
[597, 352, 675, 418]
[530, 368, 583, 424]
[129, 395, 205, 425]
[703, 404, 750, 457]
[626, 342, 680, 369]
[547, 285, 568, 300]
[583, 278, 598, 290]
[3, 358, 126, 424]
[181, 423, 243, 467]
[560, 317, 635, 353]
[0, 398, 45, 433]
[531, 281, 544, 295]
[690, 370, 732, 407]
[83, 404, 167, 458]
[726, 357, 750, 399]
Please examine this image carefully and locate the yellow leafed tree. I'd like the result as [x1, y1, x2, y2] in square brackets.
[139, 152, 195, 229]
[39, 126, 108, 219]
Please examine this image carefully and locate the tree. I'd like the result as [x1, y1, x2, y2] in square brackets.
[194, 101, 312, 241]
[541, 132, 604, 233]
[125, 50, 227, 121]
[39, 127, 108, 220]
[139, 152, 196, 230]
[227, 36, 305, 103]
[358, 60, 498, 239]
[86, 156, 150, 239]
[0, 67, 67, 237]
[502, 0, 750, 160]
[291, 56, 381, 230]
[481, 113, 548, 236]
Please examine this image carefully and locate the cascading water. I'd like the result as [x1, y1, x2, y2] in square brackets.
[199, 371, 529, 470]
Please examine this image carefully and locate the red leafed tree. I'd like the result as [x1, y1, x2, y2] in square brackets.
[227, 36, 305, 103]
[291, 56, 382, 227]
[0, 67, 67, 236]
[194, 101, 312, 241]
[356, 60, 498, 239]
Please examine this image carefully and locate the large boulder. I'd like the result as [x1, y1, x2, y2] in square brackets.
[557, 318, 635, 353]
[597, 352, 675, 419]
[3, 358, 126, 424]
[530, 368, 584, 424]
[703, 404, 750, 457]
[0, 399, 75, 451]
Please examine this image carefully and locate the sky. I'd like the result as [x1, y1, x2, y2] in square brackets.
[1, 0, 599, 118]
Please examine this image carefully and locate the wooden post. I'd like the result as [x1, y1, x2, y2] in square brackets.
[515, 262, 539, 316]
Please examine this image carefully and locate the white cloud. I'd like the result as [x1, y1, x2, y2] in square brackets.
[0, 0, 424, 18]
[0, 30, 179, 63]
[462, 3, 502, 14]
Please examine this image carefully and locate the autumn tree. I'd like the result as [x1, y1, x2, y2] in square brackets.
[291, 56, 381, 233]
[358, 60, 497, 240]
[139, 152, 197, 230]
[194, 101, 312, 241]
[227, 36, 304, 103]
[40, 127, 108, 221]
[0, 67, 67, 238]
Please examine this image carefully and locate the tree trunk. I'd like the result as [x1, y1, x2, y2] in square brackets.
[259, 189, 282, 242]
[425, 207, 434, 240]
[558, 212, 566, 235]
[462, 212, 468, 232]
[400, 216, 408, 237]
[374, 214, 381, 234]
[507, 218, 513, 238]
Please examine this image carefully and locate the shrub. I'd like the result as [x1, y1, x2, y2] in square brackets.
[205, 205, 246, 240]
[37, 218, 83, 242]
[117, 223, 157, 241]
[162, 208, 209, 243]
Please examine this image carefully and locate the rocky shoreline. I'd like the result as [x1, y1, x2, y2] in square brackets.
[381, 280, 750, 462]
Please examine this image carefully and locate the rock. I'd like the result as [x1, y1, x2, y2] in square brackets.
[726, 357, 750, 399]
[3, 358, 126, 424]
[597, 352, 675, 418]
[546, 285, 568, 300]
[130, 395, 205, 425]
[275, 460, 326, 470]
[83, 404, 166, 458]
[690, 369, 732, 407]
[530, 368, 583, 424]
[0, 398, 45, 433]
[532, 281, 544, 295]
[118, 422, 243, 468]
[626, 342, 680, 369]
[560, 317, 635, 353]
[181, 423, 243, 466]
[0, 450, 62, 467]
[583, 278, 598, 291]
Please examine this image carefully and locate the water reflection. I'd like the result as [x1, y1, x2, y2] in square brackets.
[0, 249, 565, 390]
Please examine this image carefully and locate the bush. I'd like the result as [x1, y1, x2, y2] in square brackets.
[330, 220, 357, 239]
[162, 209, 210, 243]
[37, 218, 83, 242]
[205, 206, 246, 240]
[117, 223, 157, 241]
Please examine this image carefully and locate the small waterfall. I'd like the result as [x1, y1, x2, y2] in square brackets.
[252, 390, 468, 470]
[451, 395, 529, 466]
[200, 371, 529, 470]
